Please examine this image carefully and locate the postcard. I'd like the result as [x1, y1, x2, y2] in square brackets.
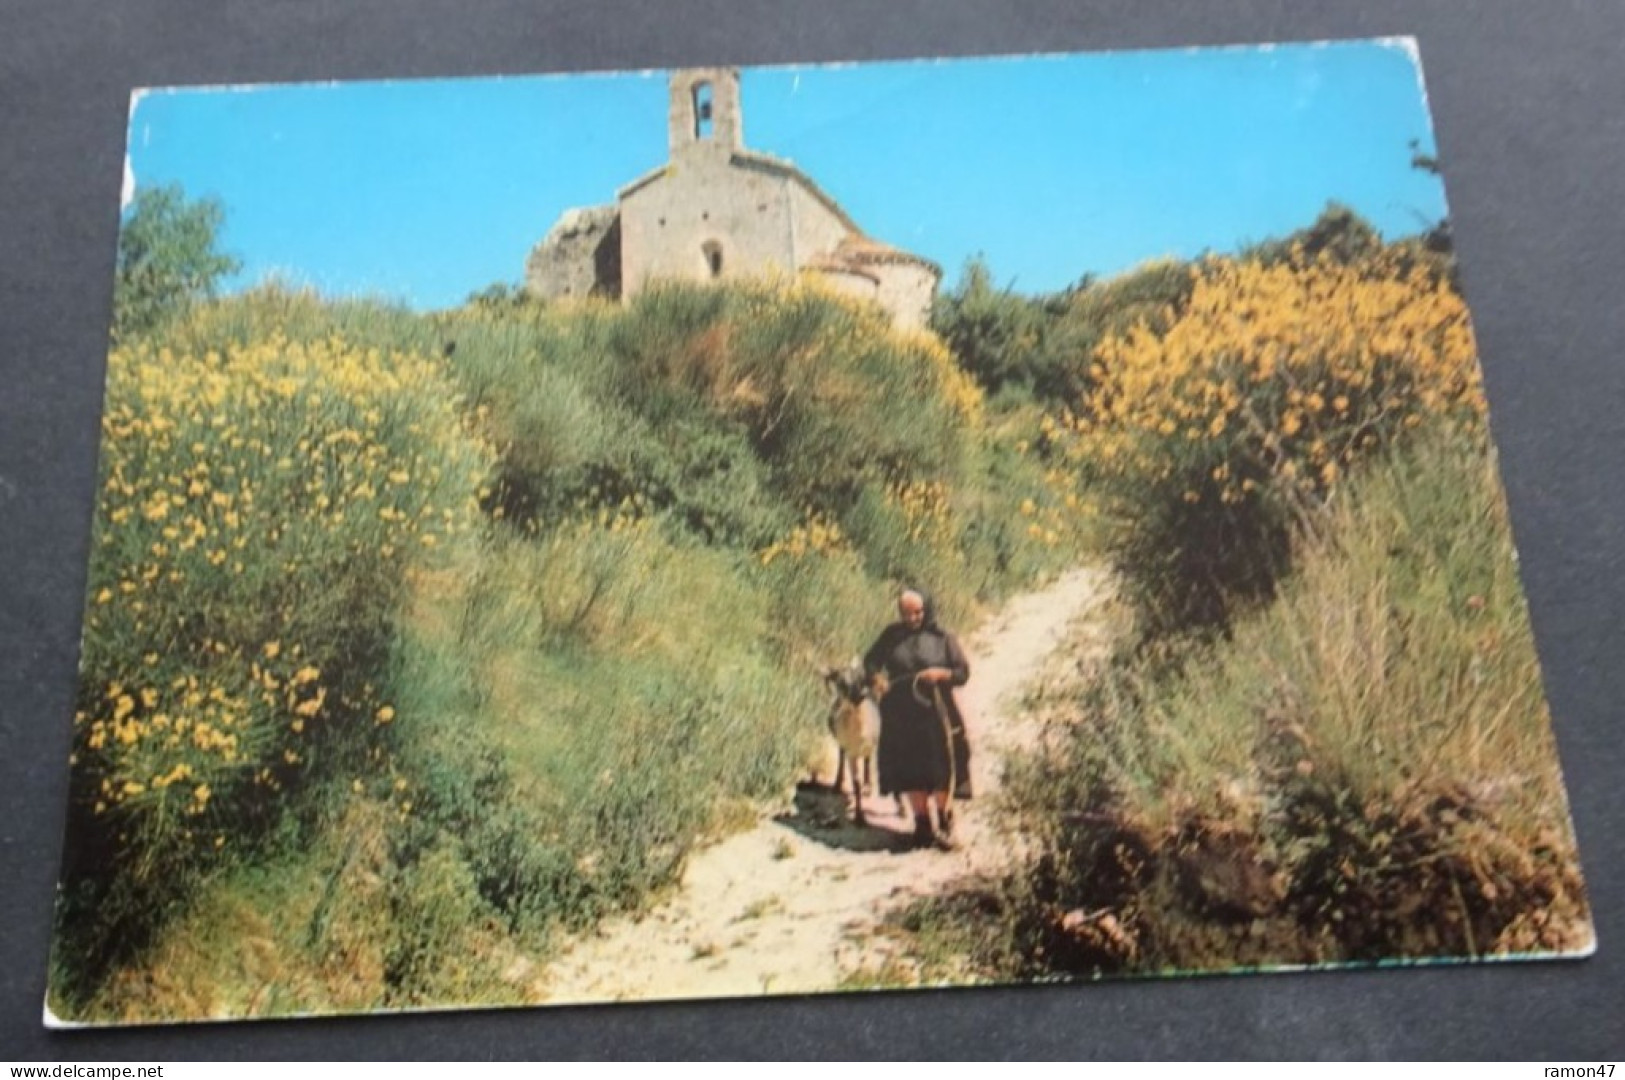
[49, 39, 1592, 1025]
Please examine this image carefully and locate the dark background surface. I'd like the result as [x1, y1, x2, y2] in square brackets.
[2, 0, 1621, 1060]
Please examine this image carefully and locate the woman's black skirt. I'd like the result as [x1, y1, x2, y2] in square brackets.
[877, 683, 972, 797]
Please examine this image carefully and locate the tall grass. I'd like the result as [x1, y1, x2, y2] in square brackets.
[1000, 433, 1590, 973]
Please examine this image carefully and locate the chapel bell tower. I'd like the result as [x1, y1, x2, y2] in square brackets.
[668, 68, 744, 157]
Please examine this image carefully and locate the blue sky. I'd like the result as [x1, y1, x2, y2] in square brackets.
[125, 40, 1449, 309]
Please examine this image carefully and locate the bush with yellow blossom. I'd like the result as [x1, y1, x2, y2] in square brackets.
[1057, 246, 1485, 634]
[59, 330, 491, 984]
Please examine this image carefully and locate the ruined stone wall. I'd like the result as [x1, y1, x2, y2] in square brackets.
[524, 204, 620, 300]
[620, 155, 796, 297]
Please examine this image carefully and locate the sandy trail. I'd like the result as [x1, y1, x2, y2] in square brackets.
[534, 566, 1113, 1004]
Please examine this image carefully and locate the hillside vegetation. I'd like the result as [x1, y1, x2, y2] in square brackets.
[52, 277, 1082, 1021]
[879, 209, 1591, 979]
[994, 433, 1589, 974]
[52, 202, 1589, 1016]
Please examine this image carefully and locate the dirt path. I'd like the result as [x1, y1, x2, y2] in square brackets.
[533, 566, 1114, 1005]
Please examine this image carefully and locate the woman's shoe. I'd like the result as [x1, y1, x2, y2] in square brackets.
[912, 817, 936, 850]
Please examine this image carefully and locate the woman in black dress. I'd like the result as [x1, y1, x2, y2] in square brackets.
[863, 587, 972, 850]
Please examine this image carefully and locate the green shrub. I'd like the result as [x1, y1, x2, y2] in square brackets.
[439, 277, 1055, 615]
[379, 525, 820, 938]
[932, 255, 1195, 406]
[931, 256, 1050, 398]
[113, 185, 241, 342]
[384, 838, 488, 1003]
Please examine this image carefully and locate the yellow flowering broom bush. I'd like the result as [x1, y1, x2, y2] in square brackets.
[1058, 247, 1485, 633]
[60, 331, 491, 984]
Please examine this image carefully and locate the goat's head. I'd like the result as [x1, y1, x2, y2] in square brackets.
[822, 658, 870, 705]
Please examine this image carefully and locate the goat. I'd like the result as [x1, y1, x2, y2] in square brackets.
[821, 659, 886, 825]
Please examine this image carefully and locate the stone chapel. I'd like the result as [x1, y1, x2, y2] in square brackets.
[524, 67, 941, 329]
